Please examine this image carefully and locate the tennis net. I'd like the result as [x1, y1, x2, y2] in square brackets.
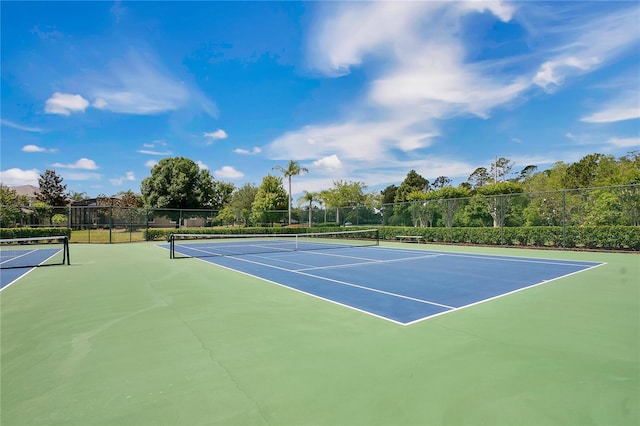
[169, 228, 379, 259]
[0, 236, 70, 269]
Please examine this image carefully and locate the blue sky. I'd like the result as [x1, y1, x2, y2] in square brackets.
[1, 1, 639, 199]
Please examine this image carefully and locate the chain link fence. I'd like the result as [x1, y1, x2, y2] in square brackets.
[1, 184, 637, 243]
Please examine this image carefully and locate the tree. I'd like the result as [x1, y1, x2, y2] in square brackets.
[115, 190, 143, 207]
[322, 180, 368, 223]
[516, 165, 538, 183]
[393, 170, 429, 226]
[216, 206, 236, 226]
[141, 157, 217, 208]
[298, 191, 320, 227]
[468, 167, 491, 189]
[395, 170, 429, 203]
[69, 191, 90, 202]
[230, 183, 259, 226]
[0, 185, 29, 227]
[380, 184, 398, 205]
[37, 169, 68, 207]
[432, 176, 452, 189]
[272, 160, 308, 225]
[490, 157, 514, 183]
[210, 181, 235, 210]
[561, 153, 607, 189]
[476, 181, 524, 227]
[250, 175, 288, 225]
[410, 186, 471, 228]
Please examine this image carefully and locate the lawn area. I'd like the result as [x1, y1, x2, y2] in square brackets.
[70, 228, 147, 243]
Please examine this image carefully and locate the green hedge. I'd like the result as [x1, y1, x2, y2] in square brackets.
[0, 227, 72, 240]
[144, 225, 639, 250]
[378, 226, 640, 250]
[144, 226, 356, 242]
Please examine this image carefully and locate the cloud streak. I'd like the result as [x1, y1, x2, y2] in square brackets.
[1, 119, 44, 133]
[51, 158, 99, 170]
[22, 145, 57, 153]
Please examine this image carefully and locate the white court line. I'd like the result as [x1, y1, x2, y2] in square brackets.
[368, 245, 603, 267]
[0, 248, 38, 266]
[158, 244, 607, 325]
[176, 242, 294, 257]
[0, 248, 64, 292]
[295, 253, 444, 272]
[403, 262, 606, 325]
[217, 253, 455, 310]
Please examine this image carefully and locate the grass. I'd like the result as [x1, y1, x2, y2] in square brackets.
[1, 242, 638, 425]
[70, 228, 147, 243]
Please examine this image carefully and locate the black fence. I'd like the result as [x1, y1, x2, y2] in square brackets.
[1, 184, 637, 243]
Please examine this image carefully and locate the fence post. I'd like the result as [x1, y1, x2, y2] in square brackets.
[562, 190, 566, 250]
[109, 205, 113, 244]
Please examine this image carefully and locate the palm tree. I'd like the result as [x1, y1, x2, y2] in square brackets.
[298, 191, 319, 227]
[273, 160, 308, 225]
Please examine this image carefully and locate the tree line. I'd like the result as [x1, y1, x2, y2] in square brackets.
[1, 151, 638, 228]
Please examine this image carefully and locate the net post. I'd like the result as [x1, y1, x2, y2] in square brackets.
[375, 228, 380, 246]
[169, 234, 174, 259]
[64, 235, 70, 265]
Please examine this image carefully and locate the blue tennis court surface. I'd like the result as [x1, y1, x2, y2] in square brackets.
[168, 242, 604, 325]
[0, 248, 61, 290]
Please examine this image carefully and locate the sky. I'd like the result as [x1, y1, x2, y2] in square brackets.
[1, 1, 639, 199]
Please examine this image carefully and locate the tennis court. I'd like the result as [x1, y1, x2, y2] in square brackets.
[0, 236, 70, 290]
[167, 232, 603, 325]
[1, 239, 638, 425]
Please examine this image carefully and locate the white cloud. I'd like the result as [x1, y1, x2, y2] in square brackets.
[607, 137, 640, 148]
[233, 147, 262, 155]
[581, 94, 640, 123]
[308, 1, 524, 118]
[1, 119, 44, 133]
[534, 57, 599, 91]
[145, 160, 158, 168]
[204, 129, 228, 144]
[196, 160, 208, 170]
[109, 171, 135, 186]
[87, 48, 217, 116]
[312, 154, 343, 173]
[62, 172, 102, 181]
[214, 166, 244, 179]
[51, 158, 99, 170]
[532, 7, 639, 91]
[0, 168, 40, 186]
[93, 98, 107, 109]
[137, 149, 172, 156]
[582, 107, 640, 124]
[271, 1, 525, 188]
[274, 1, 639, 191]
[22, 144, 57, 153]
[268, 119, 437, 162]
[45, 92, 89, 115]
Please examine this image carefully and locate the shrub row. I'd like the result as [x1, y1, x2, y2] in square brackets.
[143, 225, 639, 250]
[0, 227, 72, 240]
[378, 226, 640, 251]
[143, 226, 351, 242]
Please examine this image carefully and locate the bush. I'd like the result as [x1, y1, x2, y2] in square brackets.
[377, 225, 639, 251]
[142, 225, 640, 251]
[0, 227, 72, 240]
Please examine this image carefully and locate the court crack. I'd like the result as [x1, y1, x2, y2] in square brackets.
[172, 313, 271, 425]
